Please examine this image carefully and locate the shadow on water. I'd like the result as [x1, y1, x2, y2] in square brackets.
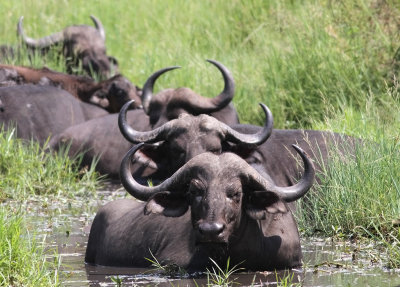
[11, 184, 400, 287]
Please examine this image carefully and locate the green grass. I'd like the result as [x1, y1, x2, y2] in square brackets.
[1, 0, 399, 128]
[205, 258, 243, 287]
[0, 128, 103, 201]
[297, 130, 400, 267]
[0, 128, 103, 285]
[0, 207, 60, 286]
[296, 81, 400, 267]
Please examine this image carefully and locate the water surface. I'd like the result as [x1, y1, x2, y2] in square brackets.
[10, 184, 400, 286]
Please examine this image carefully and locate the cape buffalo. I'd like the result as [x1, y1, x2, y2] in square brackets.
[49, 102, 272, 179]
[17, 16, 118, 79]
[0, 64, 142, 112]
[85, 143, 315, 271]
[0, 84, 108, 145]
[141, 60, 239, 127]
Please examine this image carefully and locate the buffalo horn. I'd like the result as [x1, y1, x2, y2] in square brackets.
[141, 60, 235, 114]
[248, 145, 315, 202]
[221, 103, 273, 145]
[203, 59, 235, 110]
[166, 59, 235, 113]
[17, 16, 64, 48]
[120, 143, 190, 201]
[90, 15, 105, 41]
[118, 100, 177, 143]
[141, 66, 181, 113]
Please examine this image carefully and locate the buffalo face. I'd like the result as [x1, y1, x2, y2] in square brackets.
[120, 143, 315, 246]
[90, 75, 142, 113]
[118, 101, 273, 177]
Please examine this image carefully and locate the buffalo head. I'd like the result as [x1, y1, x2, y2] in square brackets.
[118, 100, 272, 177]
[140, 60, 237, 127]
[18, 16, 118, 79]
[89, 74, 142, 112]
[120, 143, 315, 245]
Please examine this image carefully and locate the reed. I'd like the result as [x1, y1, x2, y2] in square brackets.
[0, 207, 60, 286]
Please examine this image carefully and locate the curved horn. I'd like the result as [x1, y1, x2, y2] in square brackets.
[249, 145, 315, 202]
[206, 59, 235, 108]
[120, 143, 190, 201]
[118, 100, 176, 143]
[272, 145, 315, 202]
[141, 66, 181, 113]
[221, 103, 273, 145]
[17, 16, 64, 48]
[90, 15, 105, 41]
[164, 59, 236, 114]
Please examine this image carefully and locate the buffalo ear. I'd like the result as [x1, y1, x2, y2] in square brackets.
[144, 191, 189, 217]
[245, 191, 288, 220]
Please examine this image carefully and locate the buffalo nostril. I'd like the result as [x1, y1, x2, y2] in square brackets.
[198, 222, 224, 235]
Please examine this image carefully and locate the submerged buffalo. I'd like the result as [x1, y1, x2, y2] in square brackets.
[49, 59, 241, 177]
[85, 143, 315, 271]
[0, 64, 142, 112]
[118, 101, 272, 179]
[0, 84, 107, 145]
[49, 101, 271, 179]
[17, 16, 118, 79]
[228, 124, 357, 187]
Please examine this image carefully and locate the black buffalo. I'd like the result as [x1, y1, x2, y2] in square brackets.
[17, 16, 118, 79]
[49, 102, 272, 179]
[0, 84, 107, 145]
[49, 100, 353, 187]
[141, 60, 239, 127]
[228, 124, 357, 187]
[0, 64, 142, 112]
[49, 59, 242, 177]
[85, 143, 315, 271]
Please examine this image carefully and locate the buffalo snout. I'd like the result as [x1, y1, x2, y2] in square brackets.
[196, 221, 226, 243]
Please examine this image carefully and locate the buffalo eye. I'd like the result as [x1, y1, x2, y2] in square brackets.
[189, 179, 205, 199]
[226, 188, 241, 203]
[169, 145, 185, 159]
[209, 147, 221, 155]
[207, 142, 222, 155]
[116, 89, 125, 96]
[246, 151, 263, 165]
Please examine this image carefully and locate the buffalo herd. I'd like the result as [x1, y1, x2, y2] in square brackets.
[0, 16, 357, 272]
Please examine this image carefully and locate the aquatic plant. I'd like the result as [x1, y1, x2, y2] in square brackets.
[0, 207, 60, 286]
[0, 128, 103, 201]
[205, 257, 243, 287]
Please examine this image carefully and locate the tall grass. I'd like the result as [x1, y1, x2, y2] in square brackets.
[1, 0, 399, 128]
[0, 128, 103, 285]
[0, 128, 102, 201]
[297, 84, 400, 267]
[297, 135, 400, 267]
[0, 207, 60, 286]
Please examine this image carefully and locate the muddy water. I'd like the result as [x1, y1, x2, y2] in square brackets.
[10, 185, 400, 287]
